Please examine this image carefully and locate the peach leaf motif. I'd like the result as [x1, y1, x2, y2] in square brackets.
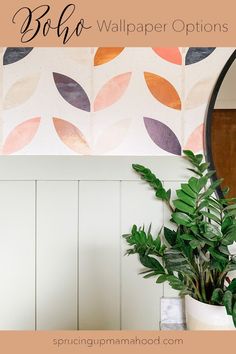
[94, 119, 131, 154]
[184, 124, 204, 153]
[152, 48, 182, 65]
[94, 48, 125, 66]
[4, 74, 40, 109]
[93, 72, 132, 112]
[185, 77, 216, 110]
[144, 72, 181, 110]
[2, 117, 41, 155]
[53, 73, 91, 112]
[144, 117, 181, 155]
[53, 118, 90, 154]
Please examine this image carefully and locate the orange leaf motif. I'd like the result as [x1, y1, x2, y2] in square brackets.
[53, 118, 90, 155]
[144, 72, 181, 110]
[2, 117, 40, 155]
[94, 48, 125, 66]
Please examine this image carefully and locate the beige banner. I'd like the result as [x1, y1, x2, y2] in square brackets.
[0, 330, 235, 354]
[0, 0, 235, 46]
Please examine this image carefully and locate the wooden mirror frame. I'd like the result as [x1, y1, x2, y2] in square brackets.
[205, 49, 236, 198]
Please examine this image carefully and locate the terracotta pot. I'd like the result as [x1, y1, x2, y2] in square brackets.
[185, 295, 235, 330]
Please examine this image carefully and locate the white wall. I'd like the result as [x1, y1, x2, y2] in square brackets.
[215, 58, 236, 109]
[0, 156, 191, 330]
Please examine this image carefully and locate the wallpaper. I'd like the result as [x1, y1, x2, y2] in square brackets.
[1, 47, 235, 155]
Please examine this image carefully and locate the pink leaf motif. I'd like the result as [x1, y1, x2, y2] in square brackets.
[152, 48, 182, 65]
[184, 124, 204, 153]
[144, 117, 181, 155]
[144, 72, 181, 110]
[93, 72, 132, 112]
[53, 118, 90, 155]
[2, 117, 40, 155]
[53, 73, 90, 112]
[95, 119, 131, 154]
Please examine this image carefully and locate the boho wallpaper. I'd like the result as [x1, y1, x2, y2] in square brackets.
[1, 47, 234, 155]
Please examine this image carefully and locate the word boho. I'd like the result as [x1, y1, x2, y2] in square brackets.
[12, 4, 92, 44]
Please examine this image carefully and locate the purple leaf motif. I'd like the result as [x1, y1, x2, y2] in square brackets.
[144, 117, 181, 155]
[53, 73, 90, 112]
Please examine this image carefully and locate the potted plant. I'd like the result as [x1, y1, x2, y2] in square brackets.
[123, 150, 236, 330]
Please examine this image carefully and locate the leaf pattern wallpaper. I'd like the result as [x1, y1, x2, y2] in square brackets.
[1, 47, 235, 155]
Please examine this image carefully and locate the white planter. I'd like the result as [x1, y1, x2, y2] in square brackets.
[185, 295, 235, 330]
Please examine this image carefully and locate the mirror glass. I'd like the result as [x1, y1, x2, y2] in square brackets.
[208, 53, 236, 197]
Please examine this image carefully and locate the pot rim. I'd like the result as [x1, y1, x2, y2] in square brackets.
[185, 294, 225, 309]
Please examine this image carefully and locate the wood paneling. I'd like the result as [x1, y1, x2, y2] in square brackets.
[211, 109, 236, 197]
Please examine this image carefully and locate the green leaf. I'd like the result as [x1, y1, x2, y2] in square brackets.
[131, 224, 137, 234]
[209, 248, 229, 263]
[173, 200, 195, 214]
[222, 187, 230, 196]
[211, 288, 224, 305]
[195, 154, 203, 164]
[176, 190, 196, 207]
[199, 162, 210, 173]
[180, 234, 195, 241]
[163, 227, 176, 246]
[156, 274, 168, 283]
[198, 200, 209, 210]
[171, 212, 193, 226]
[227, 263, 236, 272]
[224, 204, 236, 211]
[190, 240, 201, 249]
[210, 178, 224, 190]
[143, 271, 159, 279]
[187, 168, 203, 177]
[156, 188, 169, 200]
[200, 179, 223, 199]
[204, 223, 222, 240]
[188, 177, 199, 193]
[183, 150, 195, 159]
[132, 164, 169, 201]
[201, 211, 221, 224]
[228, 279, 236, 294]
[223, 290, 233, 315]
[166, 189, 171, 201]
[222, 232, 236, 246]
[197, 176, 208, 192]
[181, 183, 197, 198]
[233, 302, 236, 327]
[224, 209, 236, 218]
[218, 245, 230, 256]
[205, 170, 216, 179]
[139, 255, 165, 274]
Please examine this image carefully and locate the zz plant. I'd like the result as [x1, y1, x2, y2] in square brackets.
[123, 150, 236, 326]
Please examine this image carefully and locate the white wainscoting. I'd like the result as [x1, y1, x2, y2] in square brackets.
[0, 156, 191, 330]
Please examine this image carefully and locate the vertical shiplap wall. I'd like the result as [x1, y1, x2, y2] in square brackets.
[0, 156, 190, 330]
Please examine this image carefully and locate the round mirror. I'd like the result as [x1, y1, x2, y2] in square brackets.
[206, 50, 236, 198]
